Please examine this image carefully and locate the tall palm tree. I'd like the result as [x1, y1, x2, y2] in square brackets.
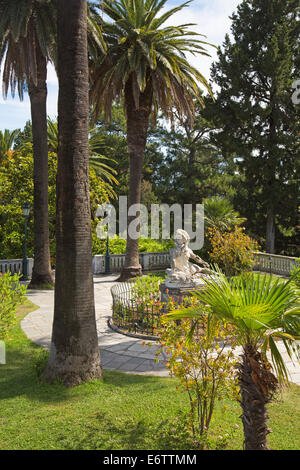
[0, 128, 20, 161]
[203, 196, 245, 232]
[0, 0, 56, 286]
[165, 270, 300, 450]
[43, 0, 102, 387]
[47, 117, 119, 186]
[89, 0, 214, 281]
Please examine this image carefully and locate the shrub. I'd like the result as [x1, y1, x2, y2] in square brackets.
[131, 275, 161, 304]
[158, 310, 238, 448]
[0, 273, 27, 339]
[92, 234, 173, 256]
[208, 226, 259, 276]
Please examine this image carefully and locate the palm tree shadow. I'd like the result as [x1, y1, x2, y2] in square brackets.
[0, 347, 69, 404]
[69, 411, 187, 451]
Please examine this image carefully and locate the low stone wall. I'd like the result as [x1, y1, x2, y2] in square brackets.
[1, 252, 298, 278]
[93, 251, 170, 274]
[253, 252, 299, 277]
[0, 258, 33, 277]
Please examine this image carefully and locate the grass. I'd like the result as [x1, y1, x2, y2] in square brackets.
[0, 299, 299, 450]
[28, 282, 55, 290]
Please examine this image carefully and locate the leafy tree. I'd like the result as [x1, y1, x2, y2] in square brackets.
[13, 120, 33, 149]
[0, 144, 111, 260]
[0, 0, 57, 286]
[43, 0, 102, 386]
[209, 0, 300, 254]
[165, 270, 300, 450]
[89, 0, 214, 280]
[139, 107, 240, 217]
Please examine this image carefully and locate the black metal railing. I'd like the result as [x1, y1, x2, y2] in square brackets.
[111, 282, 164, 338]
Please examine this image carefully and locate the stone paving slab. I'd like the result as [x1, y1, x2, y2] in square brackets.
[22, 274, 168, 376]
[21, 274, 300, 383]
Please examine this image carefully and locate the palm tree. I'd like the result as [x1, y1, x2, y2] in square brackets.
[0, 0, 56, 287]
[165, 270, 300, 450]
[89, 0, 214, 281]
[0, 128, 20, 161]
[47, 117, 119, 186]
[203, 196, 245, 232]
[43, 0, 102, 387]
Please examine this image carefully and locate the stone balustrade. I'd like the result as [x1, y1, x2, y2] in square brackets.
[0, 258, 33, 277]
[0, 252, 298, 278]
[92, 251, 171, 274]
[253, 252, 299, 277]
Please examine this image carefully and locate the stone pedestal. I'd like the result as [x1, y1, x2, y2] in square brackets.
[159, 281, 208, 311]
[159, 283, 197, 305]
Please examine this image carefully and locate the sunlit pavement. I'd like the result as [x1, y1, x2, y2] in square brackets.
[21, 274, 300, 383]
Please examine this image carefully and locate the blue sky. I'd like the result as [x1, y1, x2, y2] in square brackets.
[0, 0, 241, 131]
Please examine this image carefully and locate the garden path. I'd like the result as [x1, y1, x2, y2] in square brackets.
[21, 274, 300, 384]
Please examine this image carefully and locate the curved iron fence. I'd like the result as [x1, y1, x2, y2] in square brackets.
[111, 281, 164, 338]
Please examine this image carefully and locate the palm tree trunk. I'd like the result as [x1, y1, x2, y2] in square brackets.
[239, 344, 275, 450]
[43, 0, 102, 387]
[28, 44, 53, 287]
[118, 74, 152, 281]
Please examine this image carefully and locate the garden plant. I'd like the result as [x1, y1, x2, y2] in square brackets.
[164, 269, 300, 450]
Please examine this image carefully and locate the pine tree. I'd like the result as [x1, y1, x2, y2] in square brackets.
[210, 0, 300, 254]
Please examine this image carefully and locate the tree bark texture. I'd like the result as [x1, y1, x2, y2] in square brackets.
[43, 0, 102, 387]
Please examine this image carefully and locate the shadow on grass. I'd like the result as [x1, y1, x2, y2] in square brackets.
[0, 342, 70, 404]
[0, 341, 173, 405]
[64, 410, 191, 451]
[102, 369, 174, 392]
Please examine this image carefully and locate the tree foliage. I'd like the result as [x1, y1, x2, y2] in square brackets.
[208, 0, 300, 254]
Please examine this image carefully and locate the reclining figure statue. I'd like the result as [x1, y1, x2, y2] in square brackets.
[166, 229, 214, 288]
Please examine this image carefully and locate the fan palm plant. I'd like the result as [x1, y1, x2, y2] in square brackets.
[0, 0, 56, 286]
[89, 0, 214, 280]
[164, 270, 300, 450]
[203, 196, 245, 232]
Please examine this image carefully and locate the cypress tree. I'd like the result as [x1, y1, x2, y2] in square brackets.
[210, 0, 300, 254]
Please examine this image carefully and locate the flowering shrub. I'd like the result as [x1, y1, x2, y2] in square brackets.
[208, 226, 259, 276]
[157, 309, 238, 448]
[0, 272, 27, 339]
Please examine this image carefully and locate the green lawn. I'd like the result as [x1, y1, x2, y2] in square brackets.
[0, 299, 299, 450]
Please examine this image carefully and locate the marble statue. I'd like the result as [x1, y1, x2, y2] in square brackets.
[165, 229, 214, 288]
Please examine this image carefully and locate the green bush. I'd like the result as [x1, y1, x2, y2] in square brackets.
[208, 226, 259, 277]
[131, 275, 161, 304]
[92, 234, 173, 256]
[158, 311, 238, 448]
[0, 146, 111, 261]
[0, 273, 27, 339]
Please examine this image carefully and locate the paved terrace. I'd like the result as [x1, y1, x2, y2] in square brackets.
[21, 274, 300, 384]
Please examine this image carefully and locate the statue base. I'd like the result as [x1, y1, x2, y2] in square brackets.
[159, 282, 206, 307]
